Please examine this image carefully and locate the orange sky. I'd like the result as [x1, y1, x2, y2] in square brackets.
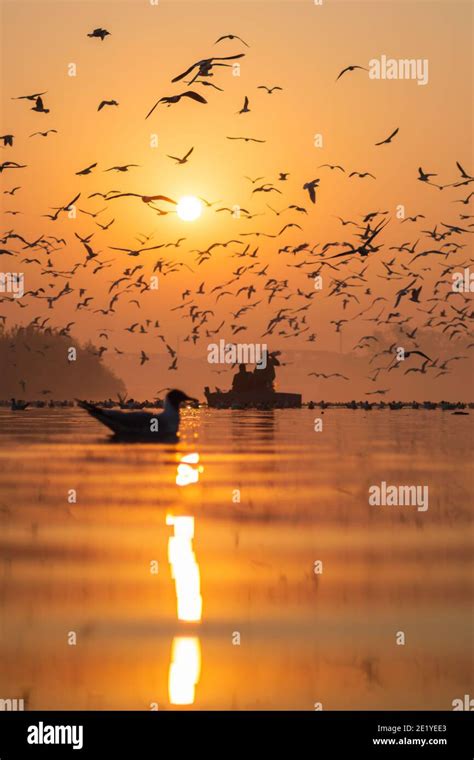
[1, 0, 473, 397]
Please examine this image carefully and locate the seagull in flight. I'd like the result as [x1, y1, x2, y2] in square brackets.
[257, 85, 282, 94]
[12, 91, 47, 101]
[0, 161, 27, 173]
[105, 164, 140, 172]
[171, 54, 245, 84]
[106, 192, 177, 207]
[76, 162, 97, 176]
[30, 129, 57, 138]
[308, 372, 349, 380]
[237, 96, 250, 114]
[418, 167, 437, 183]
[31, 96, 49, 113]
[87, 28, 111, 40]
[215, 34, 249, 47]
[166, 147, 194, 164]
[98, 100, 119, 111]
[336, 65, 368, 81]
[226, 136, 265, 143]
[303, 179, 320, 203]
[145, 91, 207, 119]
[375, 128, 399, 146]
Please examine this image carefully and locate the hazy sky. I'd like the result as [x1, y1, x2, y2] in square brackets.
[1, 0, 472, 397]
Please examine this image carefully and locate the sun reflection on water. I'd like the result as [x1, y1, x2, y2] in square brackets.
[168, 636, 201, 706]
[175, 452, 203, 487]
[166, 514, 202, 622]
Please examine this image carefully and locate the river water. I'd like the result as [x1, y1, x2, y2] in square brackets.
[0, 407, 471, 709]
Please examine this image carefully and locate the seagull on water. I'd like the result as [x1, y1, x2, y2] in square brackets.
[77, 389, 197, 439]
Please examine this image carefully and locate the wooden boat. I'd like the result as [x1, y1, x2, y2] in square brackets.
[204, 386, 302, 409]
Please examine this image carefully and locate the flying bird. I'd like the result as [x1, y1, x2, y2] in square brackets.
[375, 128, 399, 146]
[98, 100, 119, 111]
[237, 96, 250, 114]
[257, 85, 282, 94]
[76, 162, 97, 176]
[13, 91, 47, 101]
[226, 136, 266, 143]
[30, 129, 57, 137]
[215, 34, 249, 47]
[31, 96, 49, 113]
[166, 147, 194, 164]
[106, 192, 177, 206]
[0, 161, 27, 173]
[303, 179, 320, 203]
[171, 54, 245, 84]
[308, 372, 349, 380]
[418, 167, 437, 182]
[349, 171, 376, 179]
[87, 28, 111, 40]
[320, 164, 345, 172]
[105, 164, 140, 172]
[336, 65, 368, 81]
[145, 91, 207, 119]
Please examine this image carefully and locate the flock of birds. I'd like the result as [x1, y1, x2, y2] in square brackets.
[1, 26, 473, 402]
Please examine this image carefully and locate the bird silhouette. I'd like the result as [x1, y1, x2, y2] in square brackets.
[215, 34, 249, 47]
[87, 28, 111, 40]
[97, 101, 120, 115]
[375, 127, 399, 146]
[166, 147, 194, 164]
[336, 64, 368, 81]
[145, 91, 207, 119]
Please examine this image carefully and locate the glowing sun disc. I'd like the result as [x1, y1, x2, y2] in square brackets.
[177, 196, 202, 222]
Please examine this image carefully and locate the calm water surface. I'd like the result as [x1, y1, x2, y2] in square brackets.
[0, 408, 472, 709]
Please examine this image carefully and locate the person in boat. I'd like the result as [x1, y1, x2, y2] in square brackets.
[252, 350, 280, 392]
[232, 363, 254, 392]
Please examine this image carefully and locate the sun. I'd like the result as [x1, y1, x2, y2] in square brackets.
[176, 195, 203, 222]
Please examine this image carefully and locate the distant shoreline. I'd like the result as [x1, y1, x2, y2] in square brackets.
[1, 399, 472, 411]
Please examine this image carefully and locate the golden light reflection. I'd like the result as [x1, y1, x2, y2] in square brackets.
[168, 636, 201, 706]
[176, 452, 203, 487]
[166, 515, 202, 622]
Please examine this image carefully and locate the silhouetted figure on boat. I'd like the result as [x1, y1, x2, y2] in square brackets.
[252, 351, 280, 392]
[232, 363, 253, 392]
